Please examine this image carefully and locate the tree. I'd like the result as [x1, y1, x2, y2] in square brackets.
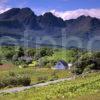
[34, 48, 54, 60]
[73, 52, 98, 75]
[25, 48, 36, 57]
[16, 47, 24, 57]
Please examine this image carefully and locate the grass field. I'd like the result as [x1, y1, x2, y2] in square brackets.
[74, 92, 100, 100]
[0, 48, 100, 100]
[0, 66, 72, 89]
[44, 49, 79, 63]
[0, 72, 100, 100]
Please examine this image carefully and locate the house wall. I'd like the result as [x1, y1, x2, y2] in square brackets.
[54, 62, 66, 69]
[68, 63, 72, 70]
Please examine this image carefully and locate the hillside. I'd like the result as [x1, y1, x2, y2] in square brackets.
[0, 72, 100, 100]
[0, 8, 100, 50]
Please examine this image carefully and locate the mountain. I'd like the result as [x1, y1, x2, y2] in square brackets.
[38, 12, 66, 27]
[0, 7, 100, 50]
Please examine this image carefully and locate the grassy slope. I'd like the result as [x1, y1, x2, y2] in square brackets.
[0, 72, 100, 100]
[0, 67, 72, 87]
[0, 49, 76, 89]
[44, 49, 79, 63]
[74, 92, 100, 100]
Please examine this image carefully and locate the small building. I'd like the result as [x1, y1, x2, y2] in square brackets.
[54, 60, 69, 70]
[68, 63, 73, 70]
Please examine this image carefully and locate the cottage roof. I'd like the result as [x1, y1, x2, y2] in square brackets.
[58, 60, 68, 66]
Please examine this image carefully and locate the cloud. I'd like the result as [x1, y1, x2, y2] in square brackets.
[0, 0, 11, 13]
[50, 9, 100, 20]
[0, 7, 10, 13]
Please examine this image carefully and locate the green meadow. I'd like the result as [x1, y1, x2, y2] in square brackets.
[0, 47, 100, 100]
[0, 72, 100, 100]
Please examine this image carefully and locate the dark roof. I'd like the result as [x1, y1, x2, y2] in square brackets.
[58, 60, 68, 66]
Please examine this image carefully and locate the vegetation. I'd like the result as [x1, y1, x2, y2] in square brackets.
[0, 72, 100, 100]
[0, 74, 31, 88]
[73, 52, 100, 74]
[0, 67, 72, 89]
[0, 46, 100, 100]
[0, 46, 81, 68]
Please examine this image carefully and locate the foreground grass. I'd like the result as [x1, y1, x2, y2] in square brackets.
[74, 92, 100, 100]
[0, 72, 100, 100]
[0, 67, 72, 89]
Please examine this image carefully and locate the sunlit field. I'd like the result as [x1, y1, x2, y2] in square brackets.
[0, 72, 100, 100]
[0, 67, 72, 89]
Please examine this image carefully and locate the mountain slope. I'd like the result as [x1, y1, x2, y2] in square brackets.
[0, 8, 100, 50]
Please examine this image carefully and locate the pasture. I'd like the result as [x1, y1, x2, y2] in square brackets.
[0, 72, 100, 100]
[0, 66, 72, 89]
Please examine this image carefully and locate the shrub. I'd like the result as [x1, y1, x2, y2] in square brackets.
[50, 75, 58, 81]
[37, 76, 48, 83]
[87, 63, 95, 69]
[25, 49, 36, 57]
[8, 77, 18, 86]
[18, 75, 31, 86]
[34, 48, 54, 60]
[9, 71, 16, 77]
[0, 82, 4, 88]
[0, 62, 3, 65]
[72, 52, 100, 75]
[0, 74, 31, 88]
[45, 63, 52, 68]
[38, 58, 49, 67]
[50, 71, 59, 81]
[83, 67, 91, 73]
[22, 64, 28, 68]
[1, 77, 11, 87]
[74, 67, 84, 75]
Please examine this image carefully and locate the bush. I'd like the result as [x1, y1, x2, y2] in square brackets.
[8, 77, 18, 86]
[9, 71, 16, 77]
[0, 74, 31, 88]
[83, 67, 91, 73]
[37, 76, 48, 83]
[38, 57, 49, 67]
[0, 82, 4, 88]
[18, 75, 31, 86]
[34, 48, 54, 60]
[74, 67, 84, 75]
[45, 63, 52, 68]
[50, 75, 58, 81]
[21, 64, 28, 68]
[50, 71, 59, 81]
[87, 63, 95, 69]
[0, 61, 3, 65]
[73, 52, 99, 75]
[0, 77, 16, 87]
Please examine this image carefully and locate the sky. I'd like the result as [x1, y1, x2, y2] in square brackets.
[0, 0, 100, 20]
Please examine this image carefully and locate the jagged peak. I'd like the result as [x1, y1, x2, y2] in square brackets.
[0, 8, 20, 15]
[77, 15, 91, 19]
[43, 12, 54, 16]
[1, 7, 36, 16]
[43, 12, 63, 20]
[20, 7, 34, 14]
